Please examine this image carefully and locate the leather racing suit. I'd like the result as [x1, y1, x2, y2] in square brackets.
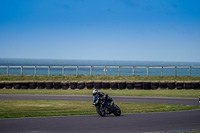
[93, 92, 114, 105]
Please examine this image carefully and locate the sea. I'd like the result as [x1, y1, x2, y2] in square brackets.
[0, 58, 200, 76]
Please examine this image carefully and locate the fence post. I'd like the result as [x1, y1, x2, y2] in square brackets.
[104, 66, 106, 76]
[76, 66, 78, 76]
[21, 66, 23, 76]
[7, 66, 9, 76]
[161, 66, 163, 77]
[175, 66, 177, 77]
[147, 67, 149, 76]
[48, 66, 50, 76]
[90, 66, 92, 76]
[34, 66, 36, 76]
[133, 66, 134, 76]
[62, 66, 64, 76]
[119, 66, 120, 76]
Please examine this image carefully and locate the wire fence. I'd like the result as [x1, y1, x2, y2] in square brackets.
[0, 66, 200, 76]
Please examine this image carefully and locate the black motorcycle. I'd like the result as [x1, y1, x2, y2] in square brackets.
[199, 95, 200, 104]
[93, 95, 121, 117]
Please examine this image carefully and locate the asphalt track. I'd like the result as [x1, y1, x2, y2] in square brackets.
[0, 94, 200, 133]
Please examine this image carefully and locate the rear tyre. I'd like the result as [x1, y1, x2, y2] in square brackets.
[113, 105, 121, 116]
[96, 105, 105, 117]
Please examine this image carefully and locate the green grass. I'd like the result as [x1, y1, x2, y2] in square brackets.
[0, 89, 199, 98]
[0, 100, 199, 118]
[1, 75, 200, 81]
[184, 132, 200, 133]
[183, 131, 200, 133]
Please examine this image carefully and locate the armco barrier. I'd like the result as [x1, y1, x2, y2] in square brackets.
[0, 81, 200, 90]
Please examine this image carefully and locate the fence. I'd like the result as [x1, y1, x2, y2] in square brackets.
[0, 66, 200, 76]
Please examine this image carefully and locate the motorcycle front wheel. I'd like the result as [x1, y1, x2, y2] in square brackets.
[113, 105, 121, 116]
[96, 105, 106, 117]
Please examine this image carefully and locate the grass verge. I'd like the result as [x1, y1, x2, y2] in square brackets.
[0, 89, 199, 98]
[1, 75, 200, 81]
[0, 100, 199, 118]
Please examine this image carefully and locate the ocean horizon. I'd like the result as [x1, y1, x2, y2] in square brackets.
[1, 58, 200, 67]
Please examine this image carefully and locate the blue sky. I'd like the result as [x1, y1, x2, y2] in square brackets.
[0, 0, 200, 62]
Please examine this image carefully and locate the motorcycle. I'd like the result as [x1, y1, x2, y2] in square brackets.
[199, 95, 200, 103]
[93, 95, 121, 117]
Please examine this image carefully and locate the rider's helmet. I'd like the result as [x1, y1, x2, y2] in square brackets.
[92, 89, 98, 95]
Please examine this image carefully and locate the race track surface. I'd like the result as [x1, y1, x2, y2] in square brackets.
[0, 110, 200, 133]
[0, 94, 199, 106]
[0, 94, 200, 133]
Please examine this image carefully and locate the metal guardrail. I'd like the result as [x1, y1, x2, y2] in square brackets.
[0, 66, 200, 76]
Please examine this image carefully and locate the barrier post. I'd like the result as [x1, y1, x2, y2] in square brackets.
[133, 66, 134, 76]
[189, 66, 191, 77]
[161, 66, 163, 77]
[147, 67, 149, 76]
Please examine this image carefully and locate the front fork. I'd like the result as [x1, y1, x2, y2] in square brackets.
[99, 104, 106, 115]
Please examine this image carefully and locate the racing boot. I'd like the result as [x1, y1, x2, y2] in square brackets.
[110, 100, 114, 107]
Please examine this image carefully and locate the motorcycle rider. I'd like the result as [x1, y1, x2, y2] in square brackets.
[92, 89, 114, 106]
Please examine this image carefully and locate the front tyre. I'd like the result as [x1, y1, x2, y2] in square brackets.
[113, 105, 121, 116]
[96, 105, 105, 117]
